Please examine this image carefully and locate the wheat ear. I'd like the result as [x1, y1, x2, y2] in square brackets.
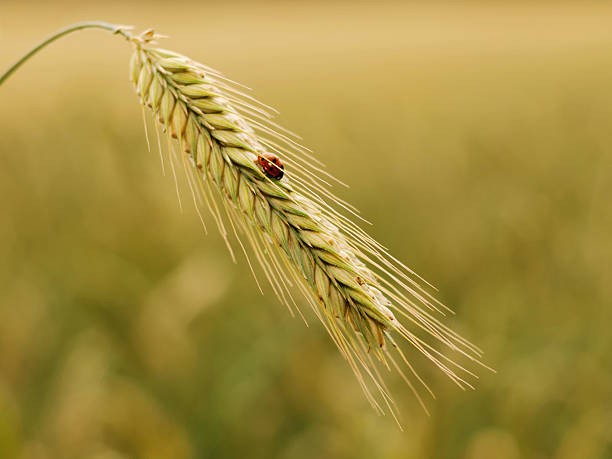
[0, 23, 490, 422]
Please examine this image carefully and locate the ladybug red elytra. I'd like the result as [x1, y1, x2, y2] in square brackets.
[257, 153, 284, 180]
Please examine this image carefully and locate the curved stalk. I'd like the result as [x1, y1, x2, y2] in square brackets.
[0, 21, 132, 86]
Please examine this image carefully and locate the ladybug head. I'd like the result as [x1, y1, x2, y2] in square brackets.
[257, 153, 284, 180]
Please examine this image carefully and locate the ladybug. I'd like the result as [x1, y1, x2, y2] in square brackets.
[257, 152, 284, 180]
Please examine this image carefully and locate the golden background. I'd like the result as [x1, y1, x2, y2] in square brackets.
[1, 2, 611, 458]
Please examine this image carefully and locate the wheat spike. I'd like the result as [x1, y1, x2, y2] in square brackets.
[126, 29, 488, 417]
[0, 23, 488, 422]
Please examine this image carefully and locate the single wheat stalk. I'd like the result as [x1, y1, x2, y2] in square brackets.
[1, 22, 490, 424]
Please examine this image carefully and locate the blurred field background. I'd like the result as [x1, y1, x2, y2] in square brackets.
[1, 1, 612, 458]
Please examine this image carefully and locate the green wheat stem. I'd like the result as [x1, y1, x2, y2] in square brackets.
[0, 21, 131, 86]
